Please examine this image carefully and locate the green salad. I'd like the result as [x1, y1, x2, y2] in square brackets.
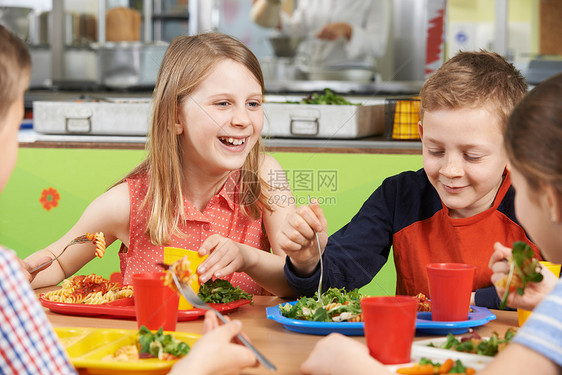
[428, 329, 516, 357]
[198, 279, 253, 304]
[284, 88, 356, 105]
[279, 287, 362, 322]
[138, 326, 190, 360]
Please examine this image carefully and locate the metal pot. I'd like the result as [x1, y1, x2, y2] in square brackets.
[305, 68, 375, 82]
[0, 6, 32, 42]
[268, 35, 301, 58]
[36, 11, 97, 46]
[93, 41, 168, 89]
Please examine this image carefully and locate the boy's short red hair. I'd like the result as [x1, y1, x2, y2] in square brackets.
[420, 50, 527, 131]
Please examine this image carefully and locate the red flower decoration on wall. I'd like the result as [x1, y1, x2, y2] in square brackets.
[40, 187, 60, 211]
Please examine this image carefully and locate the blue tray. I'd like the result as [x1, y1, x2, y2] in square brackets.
[266, 302, 496, 336]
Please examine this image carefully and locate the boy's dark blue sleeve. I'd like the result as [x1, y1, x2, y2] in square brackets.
[284, 180, 396, 297]
[474, 285, 514, 310]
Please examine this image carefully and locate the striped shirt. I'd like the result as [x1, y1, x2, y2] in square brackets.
[513, 278, 562, 366]
[0, 248, 76, 374]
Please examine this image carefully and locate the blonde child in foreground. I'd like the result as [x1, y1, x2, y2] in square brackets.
[22, 32, 296, 297]
[300, 73, 562, 375]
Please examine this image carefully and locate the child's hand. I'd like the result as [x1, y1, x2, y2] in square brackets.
[301, 333, 386, 375]
[19, 256, 52, 282]
[197, 234, 253, 283]
[489, 242, 557, 310]
[169, 311, 257, 375]
[277, 200, 328, 276]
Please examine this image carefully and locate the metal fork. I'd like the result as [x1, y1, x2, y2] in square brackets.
[308, 195, 324, 307]
[29, 234, 91, 273]
[158, 263, 276, 371]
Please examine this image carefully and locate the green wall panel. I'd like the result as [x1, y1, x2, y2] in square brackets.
[0, 148, 146, 279]
[0, 148, 422, 294]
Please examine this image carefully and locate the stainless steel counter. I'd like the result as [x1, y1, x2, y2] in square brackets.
[18, 129, 422, 154]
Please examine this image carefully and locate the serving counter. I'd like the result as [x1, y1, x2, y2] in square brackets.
[18, 128, 421, 154]
[40, 292, 519, 375]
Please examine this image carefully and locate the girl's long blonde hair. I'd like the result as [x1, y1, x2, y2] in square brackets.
[122, 32, 270, 245]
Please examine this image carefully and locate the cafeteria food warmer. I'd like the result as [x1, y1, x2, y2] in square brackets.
[33, 96, 386, 139]
[33, 98, 152, 136]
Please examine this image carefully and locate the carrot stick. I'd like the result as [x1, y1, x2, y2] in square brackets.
[396, 364, 435, 375]
[438, 358, 454, 373]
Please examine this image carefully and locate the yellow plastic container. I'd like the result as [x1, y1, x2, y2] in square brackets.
[517, 261, 561, 326]
[384, 97, 421, 140]
[163, 247, 208, 310]
[55, 327, 200, 374]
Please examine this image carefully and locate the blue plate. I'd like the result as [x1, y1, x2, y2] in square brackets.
[266, 302, 496, 336]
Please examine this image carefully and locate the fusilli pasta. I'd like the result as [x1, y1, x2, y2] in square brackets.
[42, 274, 133, 305]
[86, 232, 106, 258]
[162, 255, 195, 291]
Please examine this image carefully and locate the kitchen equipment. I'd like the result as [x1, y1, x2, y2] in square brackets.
[262, 100, 385, 138]
[268, 35, 301, 58]
[36, 11, 97, 46]
[158, 262, 277, 371]
[93, 41, 168, 89]
[105, 6, 141, 42]
[0, 6, 32, 42]
[525, 59, 562, 85]
[260, 56, 300, 81]
[384, 97, 421, 140]
[33, 98, 152, 136]
[30, 234, 92, 273]
[305, 67, 375, 82]
[29, 45, 98, 89]
[298, 61, 376, 82]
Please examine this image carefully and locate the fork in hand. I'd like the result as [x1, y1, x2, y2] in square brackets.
[308, 195, 324, 307]
[29, 234, 91, 273]
[157, 262, 277, 371]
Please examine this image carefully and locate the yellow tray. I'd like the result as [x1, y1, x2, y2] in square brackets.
[55, 327, 200, 374]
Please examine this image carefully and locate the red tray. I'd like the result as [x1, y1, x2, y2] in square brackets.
[39, 295, 252, 321]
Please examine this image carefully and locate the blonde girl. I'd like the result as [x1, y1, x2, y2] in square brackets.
[24, 32, 296, 297]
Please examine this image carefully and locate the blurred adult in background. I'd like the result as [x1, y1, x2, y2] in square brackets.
[251, 0, 391, 76]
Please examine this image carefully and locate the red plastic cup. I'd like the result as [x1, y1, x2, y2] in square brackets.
[132, 271, 179, 331]
[361, 296, 417, 364]
[426, 263, 476, 322]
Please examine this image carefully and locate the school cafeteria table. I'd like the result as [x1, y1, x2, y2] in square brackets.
[39, 291, 520, 375]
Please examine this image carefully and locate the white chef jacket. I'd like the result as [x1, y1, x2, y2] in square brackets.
[280, 0, 391, 68]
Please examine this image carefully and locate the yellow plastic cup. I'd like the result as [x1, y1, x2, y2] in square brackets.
[163, 247, 208, 310]
[517, 261, 561, 326]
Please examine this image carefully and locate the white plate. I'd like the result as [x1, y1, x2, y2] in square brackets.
[385, 342, 491, 372]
